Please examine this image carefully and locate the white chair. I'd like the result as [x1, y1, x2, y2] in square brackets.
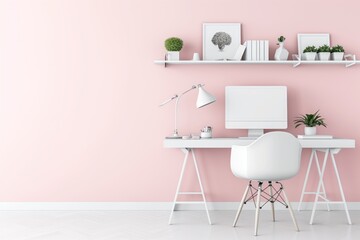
[231, 131, 302, 236]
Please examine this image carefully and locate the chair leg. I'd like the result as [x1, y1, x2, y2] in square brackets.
[233, 182, 250, 227]
[269, 181, 275, 222]
[282, 188, 299, 231]
[254, 182, 262, 236]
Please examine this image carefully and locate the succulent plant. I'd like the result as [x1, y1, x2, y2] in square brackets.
[317, 44, 331, 53]
[331, 45, 345, 53]
[303, 46, 318, 53]
[277, 36, 286, 45]
[165, 37, 183, 51]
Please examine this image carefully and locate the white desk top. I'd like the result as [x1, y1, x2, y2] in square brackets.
[164, 138, 355, 149]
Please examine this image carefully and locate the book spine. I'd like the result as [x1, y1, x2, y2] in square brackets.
[252, 40, 257, 61]
[256, 40, 260, 61]
[260, 40, 265, 61]
[246, 41, 252, 61]
[264, 40, 269, 61]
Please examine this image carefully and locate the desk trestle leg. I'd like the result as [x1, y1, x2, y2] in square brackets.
[298, 149, 330, 211]
[168, 148, 212, 225]
[309, 149, 352, 225]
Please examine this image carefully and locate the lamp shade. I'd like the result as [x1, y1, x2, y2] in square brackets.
[196, 85, 216, 108]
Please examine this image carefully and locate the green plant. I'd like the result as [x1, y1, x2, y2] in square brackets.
[164, 37, 183, 51]
[277, 36, 286, 45]
[317, 44, 331, 53]
[303, 46, 317, 53]
[294, 110, 327, 128]
[331, 45, 345, 53]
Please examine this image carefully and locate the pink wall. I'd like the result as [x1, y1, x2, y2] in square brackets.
[0, 0, 359, 202]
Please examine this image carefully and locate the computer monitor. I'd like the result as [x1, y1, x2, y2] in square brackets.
[225, 86, 287, 138]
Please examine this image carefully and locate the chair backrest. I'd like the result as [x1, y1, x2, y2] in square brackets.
[231, 131, 302, 181]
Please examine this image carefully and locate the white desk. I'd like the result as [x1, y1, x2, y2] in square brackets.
[164, 137, 355, 225]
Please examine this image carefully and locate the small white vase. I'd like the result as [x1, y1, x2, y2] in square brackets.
[274, 42, 289, 61]
[332, 52, 344, 61]
[166, 51, 180, 61]
[305, 127, 316, 136]
[318, 52, 330, 61]
[304, 52, 317, 61]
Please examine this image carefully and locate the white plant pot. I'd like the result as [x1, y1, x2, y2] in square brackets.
[318, 52, 330, 61]
[332, 52, 344, 61]
[166, 51, 180, 61]
[304, 52, 317, 61]
[305, 127, 316, 136]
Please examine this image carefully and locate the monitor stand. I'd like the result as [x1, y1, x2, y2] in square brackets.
[238, 129, 264, 139]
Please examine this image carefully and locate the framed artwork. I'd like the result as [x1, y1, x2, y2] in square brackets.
[297, 33, 330, 60]
[203, 23, 241, 60]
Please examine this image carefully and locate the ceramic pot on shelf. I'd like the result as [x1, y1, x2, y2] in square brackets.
[304, 52, 317, 61]
[166, 51, 180, 61]
[332, 52, 344, 61]
[318, 52, 330, 61]
[274, 42, 289, 61]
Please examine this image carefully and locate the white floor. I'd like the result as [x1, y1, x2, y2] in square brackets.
[0, 210, 359, 240]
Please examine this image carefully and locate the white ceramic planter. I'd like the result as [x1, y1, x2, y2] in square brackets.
[274, 42, 289, 61]
[332, 52, 344, 61]
[318, 52, 330, 61]
[166, 51, 180, 61]
[304, 52, 317, 61]
[305, 127, 316, 136]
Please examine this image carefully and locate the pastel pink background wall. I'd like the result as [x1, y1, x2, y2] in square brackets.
[0, 0, 359, 202]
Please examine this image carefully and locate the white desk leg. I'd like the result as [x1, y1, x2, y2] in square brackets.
[310, 149, 329, 224]
[330, 150, 352, 225]
[298, 149, 330, 211]
[169, 149, 189, 225]
[169, 148, 211, 225]
[298, 149, 315, 211]
[314, 151, 330, 211]
[191, 150, 212, 225]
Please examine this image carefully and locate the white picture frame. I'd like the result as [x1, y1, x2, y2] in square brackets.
[203, 23, 241, 60]
[297, 33, 330, 60]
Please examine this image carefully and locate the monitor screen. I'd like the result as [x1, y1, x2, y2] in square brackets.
[225, 86, 287, 137]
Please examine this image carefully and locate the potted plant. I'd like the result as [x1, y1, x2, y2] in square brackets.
[317, 44, 331, 61]
[331, 44, 345, 61]
[274, 36, 289, 61]
[294, 110, 327, 135]
[303, 46, 317, 61]
[165, 37, 183, 61]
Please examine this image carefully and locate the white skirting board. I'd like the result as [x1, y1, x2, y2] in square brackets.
[0, 202, 359, 211]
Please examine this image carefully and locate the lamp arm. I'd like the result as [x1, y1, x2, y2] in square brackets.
[173, 85, 198, 136]
[179, 85, 197, 97]
[159, 94, 178, 107]
[160, 84, 203, 137]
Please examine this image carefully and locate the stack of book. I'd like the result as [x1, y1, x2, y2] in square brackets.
[243, 40, 269, 61]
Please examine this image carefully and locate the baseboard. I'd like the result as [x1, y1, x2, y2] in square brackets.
[0, 202, 359, 211]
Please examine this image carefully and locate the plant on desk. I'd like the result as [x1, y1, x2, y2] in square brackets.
[294, 110, 327, 136]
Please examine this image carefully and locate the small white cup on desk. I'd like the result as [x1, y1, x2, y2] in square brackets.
[200, 132, 212, 138]
[192, 53, 200, 61]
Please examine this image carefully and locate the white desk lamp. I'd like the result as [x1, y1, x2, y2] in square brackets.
[160, 84, 216, 139]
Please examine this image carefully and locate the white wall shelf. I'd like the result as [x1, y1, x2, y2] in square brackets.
[155, 54, 359, 68]
[155, 59, 360, 68]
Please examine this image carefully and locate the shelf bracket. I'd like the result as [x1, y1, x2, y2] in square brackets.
[292, 54, 301, 68]
[164, 54, 168, 68]
[345, 54, 356, 68]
